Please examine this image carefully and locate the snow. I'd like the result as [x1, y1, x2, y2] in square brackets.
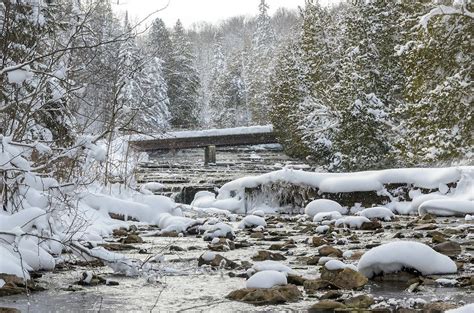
[251, 261, 295, 275]
[136, 125, 273, 141]
[202, 222, 234, 240]
[0, 279, 5, 288]
[217, 167, 470, 213]
[315, 225, 330, 233]
[7, 68, 33, 84]
[201, 251, 216, 262]
[335, 216, 371, 229]
[245, 270, 287, 289]
[419, 5, 474, 30]
[446, 303, 474, 313]
[357, 241, 458, 278]
[305, 199, 346, 218]
[435, 278, 457, 286]
[418, 199, 474, 216]
[313, 211, 343, 223]
[238, 215, 267, 229]
[356, 207, 395, 221]
[324, 260, 357, 272]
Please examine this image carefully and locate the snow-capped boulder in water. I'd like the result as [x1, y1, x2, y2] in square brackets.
[246, 270, 287, 289]
[313, 211, 343, 223]
[356, 207, 395, 221]
[418, 199, 474, 217]
[239, 215, 267, 229]
[357, 241, 457, 278]
[305, 199, 346, 218]
[202, 222, 235, 240]
[250, 261, 295, 275]
[335, 216, 370, 229]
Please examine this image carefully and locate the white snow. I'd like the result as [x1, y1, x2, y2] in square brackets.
[435, 278, 457, 286]
[0, 279, 5, 288]
[418, 199, 474, 216]
[356, 207, 395, 221]
[335, 216, 371, 229]
[315, 225, 330, 233]
[324, 259, 357, 272]
[313, 211, 343, 223]
[446, 303, 474, 313]
[7, 68, 33, 84]
[251, 261, 295, 275]
[143, 125, 273, 140]
[245, 270, 287, 289]
[357, 241, 458, 278]
[201, 251, 216, 262]
[305, 199, 346, 218]
[238, 215, 267, 229]
[202, 222, 235, 240]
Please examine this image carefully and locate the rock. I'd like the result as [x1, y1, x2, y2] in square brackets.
[250, 232, 264, 239]
[344, 294, 374, 308]
[105, 280, 119, 286]
[226, 284, 302, 305]
[208, 238, 235, 251]
[360, 220, 382, 230]
[320, 267, 368, 290]
[112, 228, 128, 237]
[252, 250, 286, 261]
[312, 236, 328, 247]
[433, 241, 461, 257]
[99, 243, 136, 251]
[0, 274, 27, 297]
[373, 270, 419, 283]
[318, 246, 342, 257]
[414, 224, 438, 231]
[0, 308, 21, 313]
[422, 302, 457, 312]
[307, 256, 321, 265]
[287, 274, 306, 286]
[159, 231, 179, 237]
[304, 279, 338, 294]
[197, 253, 238, 269]
[76, 272, 106, 286]
[320, 290, 343, 300]
[122, 234, 143, 244]
[308, 300, 347, 312]
[169, 245, 186, 252]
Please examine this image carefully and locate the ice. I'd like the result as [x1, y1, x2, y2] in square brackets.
[305, 199, 346, 218]
[357, 241, 458, 278]
[245, 270, 287, 289]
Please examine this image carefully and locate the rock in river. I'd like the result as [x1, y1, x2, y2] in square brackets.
[226, 284, 302, 305]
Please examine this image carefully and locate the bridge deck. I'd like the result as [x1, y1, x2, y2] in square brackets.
[129, 125, 278, 151]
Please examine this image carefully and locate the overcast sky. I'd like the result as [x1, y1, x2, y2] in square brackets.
[112, 0, 315, 29]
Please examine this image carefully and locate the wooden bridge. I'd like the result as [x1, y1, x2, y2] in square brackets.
[130, 125, 278, 164]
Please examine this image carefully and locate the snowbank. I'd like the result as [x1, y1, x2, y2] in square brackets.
[305, 199, 346, 218]
[357, 241, 457, 278]
[238, 215, 267, 229]
[418, 199, 474, 216]
[246, 270, 287, 289]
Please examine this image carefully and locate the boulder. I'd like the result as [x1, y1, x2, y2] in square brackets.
[433, 241, 461, 257]
[252, 250, 286, 261]
[312, 236, 328, 247]
[122, 234, 143, 244]
[197, 252, 238, 269]
[308, 300, 347, 312]
[320, 267, 368, 290]
[344, 294, 374, 308]
[304, 279, 338, 294]
[226, 284, 302, 305]
[318, 246, 343, 257]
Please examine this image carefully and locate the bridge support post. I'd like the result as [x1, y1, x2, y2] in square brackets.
[204, 145, 216, 165]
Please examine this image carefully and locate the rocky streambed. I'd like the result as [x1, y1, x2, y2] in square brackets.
[0, 213, 473, 312]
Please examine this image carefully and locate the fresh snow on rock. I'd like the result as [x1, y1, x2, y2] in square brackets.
[335, 216, 371, 229]
[245, 270, 288, 289]
[356, 207, 395, 221]
[357, 241, 458, 278]
[446, 303, 474, 313]
[313, 211, 343, 223]
[418, 199, 474, 216]
[251, 261, 295, 275]
[324, 259, 357, 271]
[238, 215, 267, 229]
[305, 199, 346, 218]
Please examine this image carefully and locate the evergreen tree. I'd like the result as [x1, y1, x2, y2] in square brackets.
[397, 0, 473, 164]
[168, 20, 201, 128]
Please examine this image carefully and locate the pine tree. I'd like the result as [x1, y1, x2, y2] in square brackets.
[168, 20, 201, 128]
[397, 0, 473, 164]
[247, 0, 276, 124]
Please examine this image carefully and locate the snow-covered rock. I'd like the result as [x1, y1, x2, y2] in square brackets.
[251, 261, 295, 275]
[446, 303, 474, 313]
[357, 241, 457, 278]
[335, 216, 370, 229]
[202, 222, 235, 240]
[246, 270, 287, 289]
[313, 211, 343, 223]
[324, 260, 357, 272]
[239, 215, 267, 229]
[356, 207, 395, 221]
[418, 199, 474, 216]
[305, 199, 346, 218]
